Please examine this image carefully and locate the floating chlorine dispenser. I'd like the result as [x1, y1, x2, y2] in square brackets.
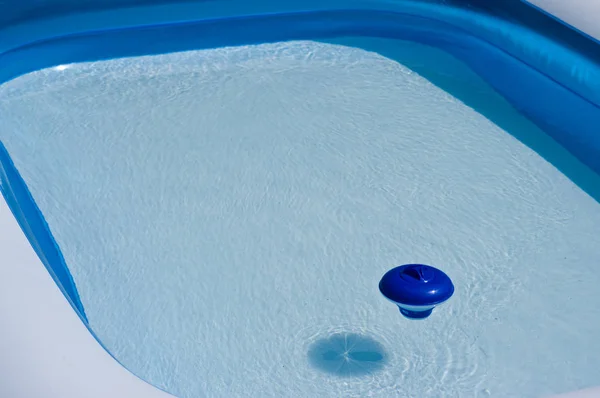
[379, 264, 454, 319]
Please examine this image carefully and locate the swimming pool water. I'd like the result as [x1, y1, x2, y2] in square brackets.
[1, 38, 600, 397]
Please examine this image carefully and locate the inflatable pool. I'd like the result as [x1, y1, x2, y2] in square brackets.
[1, 0, 599, 397]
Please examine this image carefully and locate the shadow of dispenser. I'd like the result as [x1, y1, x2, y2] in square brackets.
[379, 264, 454, 319]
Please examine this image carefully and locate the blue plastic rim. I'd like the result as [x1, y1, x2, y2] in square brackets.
[399, 307, 434, 320]
[379, 264, 454, 319]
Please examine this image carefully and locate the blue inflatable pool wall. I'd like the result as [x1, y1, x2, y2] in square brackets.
[0, 0, 599, 322]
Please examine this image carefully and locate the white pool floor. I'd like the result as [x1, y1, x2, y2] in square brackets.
[2, 39, 600, 398]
